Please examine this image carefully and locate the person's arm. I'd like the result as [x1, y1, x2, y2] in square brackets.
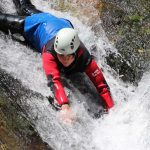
[85, 59, 114, 109]
[42, 52, 69, 106]
[42, 52, 75, 123]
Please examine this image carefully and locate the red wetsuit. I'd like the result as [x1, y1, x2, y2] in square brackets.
[42, 38, 114, 109]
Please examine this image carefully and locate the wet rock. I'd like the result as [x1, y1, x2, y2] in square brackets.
[98, 0, 150, 84]
[0, 69, 52, 150]
[50, 0, 100, 26]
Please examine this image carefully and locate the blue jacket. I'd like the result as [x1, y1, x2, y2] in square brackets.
[24, 13, 73, 52]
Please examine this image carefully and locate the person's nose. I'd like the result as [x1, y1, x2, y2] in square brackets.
[63, 56, 70, 61]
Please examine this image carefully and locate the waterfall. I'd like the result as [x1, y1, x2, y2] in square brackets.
[0, 0, 149, 150]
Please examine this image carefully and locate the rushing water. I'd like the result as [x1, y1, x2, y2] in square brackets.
[0, 0, 150, 150]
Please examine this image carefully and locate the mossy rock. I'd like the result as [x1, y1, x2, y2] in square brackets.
[0, 69, 52, 150]
[98, 0, 150, 84]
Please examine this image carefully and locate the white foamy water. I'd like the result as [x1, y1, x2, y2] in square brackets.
[93, 70, 150, 150]
[0, 0, 149, 150]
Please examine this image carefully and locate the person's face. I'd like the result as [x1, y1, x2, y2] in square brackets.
[57, 53, 75, 67]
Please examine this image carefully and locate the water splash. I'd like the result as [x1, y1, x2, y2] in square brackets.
[0, 0, 149, 150]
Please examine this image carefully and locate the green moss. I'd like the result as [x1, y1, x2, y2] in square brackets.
[0, 95, 34, 136]
[0, 93, 51, 150]
[0, 110, 23, 150]
[0, 97, 7, 107]
[145, 28, 150, 34]
[128, 15, 144, 22]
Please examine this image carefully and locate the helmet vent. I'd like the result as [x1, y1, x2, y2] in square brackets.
[70, 37, 75, 50]
[54, 28, 80, 54]
[70, 42, 74, 50]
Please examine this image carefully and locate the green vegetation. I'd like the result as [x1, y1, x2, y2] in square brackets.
[99, 0, 150, 83]
[0, 96, 23, 150]
[0, 95, 51, 150]
[0, 95, 34, 136]
[128, 15, 144, 22]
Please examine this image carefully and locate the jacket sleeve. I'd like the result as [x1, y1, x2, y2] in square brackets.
[42, 52, 69, 106]
[85, 59, 114, 109]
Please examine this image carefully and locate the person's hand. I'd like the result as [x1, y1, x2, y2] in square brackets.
[59, 104, 75, 124]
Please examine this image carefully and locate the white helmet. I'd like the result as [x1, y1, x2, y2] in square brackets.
[54, 28, 80, 55]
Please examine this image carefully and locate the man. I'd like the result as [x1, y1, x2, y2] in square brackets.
[0, 0, 114, 123]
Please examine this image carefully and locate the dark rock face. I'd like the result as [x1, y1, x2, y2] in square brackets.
[0, 68, 52, 150]
[99, 0, 150, 84]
